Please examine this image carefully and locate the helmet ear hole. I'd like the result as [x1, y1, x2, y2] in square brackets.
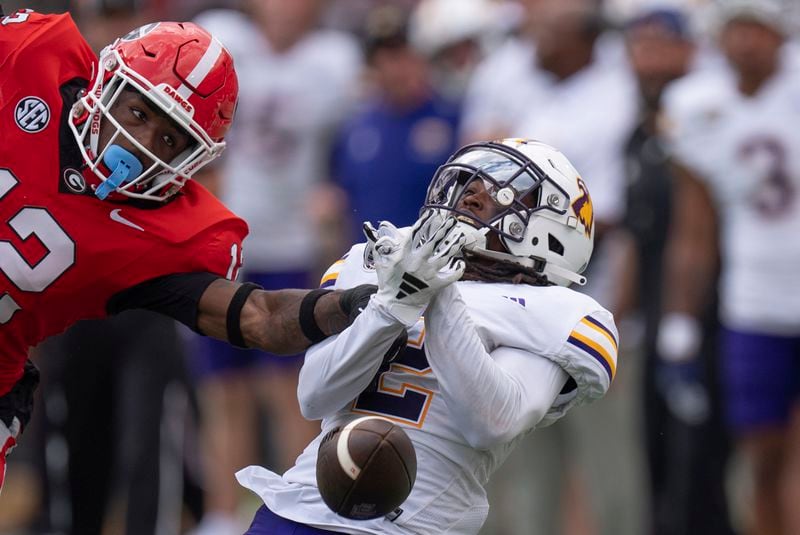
[548, 234, 564, 256]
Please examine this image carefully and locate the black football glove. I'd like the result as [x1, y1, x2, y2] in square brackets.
[338, 284, 378, 325]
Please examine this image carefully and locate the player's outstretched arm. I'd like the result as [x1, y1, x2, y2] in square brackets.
[658, 162, 718, 361]
[197, 278, 376, 354]
[298, 301, 407, 420]
[107, 273, 376, 355]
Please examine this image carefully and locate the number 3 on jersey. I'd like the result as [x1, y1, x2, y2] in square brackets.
[0, 169, 76, 323]
[351, 328, 434, 428]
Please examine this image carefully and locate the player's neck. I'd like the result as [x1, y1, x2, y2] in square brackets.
[737, 62, 779, 97]
[540, 48, 594, 82]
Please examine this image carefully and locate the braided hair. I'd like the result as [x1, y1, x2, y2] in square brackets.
[460, 250, 552, 287]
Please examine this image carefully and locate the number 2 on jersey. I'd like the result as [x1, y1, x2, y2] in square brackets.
[351, 330, 434, 428]
[0, 169, 76, 323]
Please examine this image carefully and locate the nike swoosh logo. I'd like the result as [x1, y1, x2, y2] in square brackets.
[110, 208, 144, 232]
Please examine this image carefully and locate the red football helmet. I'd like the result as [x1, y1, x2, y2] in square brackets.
[70, 22, 238, 201]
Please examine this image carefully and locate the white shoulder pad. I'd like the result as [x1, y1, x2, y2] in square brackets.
[539, 308, 618, 427]
[318, 243, 378, 291]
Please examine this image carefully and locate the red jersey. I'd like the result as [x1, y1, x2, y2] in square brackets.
[0, 12, 248, 393]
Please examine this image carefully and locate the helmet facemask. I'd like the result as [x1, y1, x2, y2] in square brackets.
[70, 48, 225, 201]
[423, 141, 589, 286]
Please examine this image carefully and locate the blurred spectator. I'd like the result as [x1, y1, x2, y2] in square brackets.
[620, 5, 735, 535]
[323, 0, 417, 34]
[660, 1, 800, 533]
[327, 5, 460, 245]
[188, 2, 362, 534]
[408, 0, 512, 101]
[31, 312, 199, 535]
[462, 2, 647, 535]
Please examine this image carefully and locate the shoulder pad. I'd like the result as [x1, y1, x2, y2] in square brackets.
[135, 182, 248, 245]
[319, 242, 377, 290]
[538, 308, 618, 426]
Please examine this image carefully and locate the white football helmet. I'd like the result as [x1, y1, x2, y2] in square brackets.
[423, 138, 595, 286]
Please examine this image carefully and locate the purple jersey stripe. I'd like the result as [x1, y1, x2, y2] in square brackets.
[568, 335, 613, 380]
[320, 279, 336, 289]
[584, 315, 618, 347]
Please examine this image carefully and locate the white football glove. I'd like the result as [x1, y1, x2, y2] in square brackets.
[367, 211, 466, 326]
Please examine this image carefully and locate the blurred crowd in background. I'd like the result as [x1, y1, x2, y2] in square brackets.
[2, 0, 800, 534]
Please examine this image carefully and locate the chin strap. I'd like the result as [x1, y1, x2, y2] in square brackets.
[452, 218, 588, 286]
[545, 263, 587, 286]
[465, 244, 587, 286]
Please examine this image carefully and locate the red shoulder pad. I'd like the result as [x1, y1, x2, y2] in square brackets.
[129, 181, 248, 245]
[107, 182, 249, 281]
[0, 11, 95, 93]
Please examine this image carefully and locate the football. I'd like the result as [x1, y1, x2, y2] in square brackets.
[316, 416, 417, 520]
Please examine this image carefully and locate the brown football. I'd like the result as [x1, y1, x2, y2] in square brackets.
[316, 416, 417, 520]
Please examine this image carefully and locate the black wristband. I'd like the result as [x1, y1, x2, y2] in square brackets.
[300, 289, 333, 344]
[226, 283, 262, 348]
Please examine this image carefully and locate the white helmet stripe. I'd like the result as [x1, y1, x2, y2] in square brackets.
[176, 36, 223, 100]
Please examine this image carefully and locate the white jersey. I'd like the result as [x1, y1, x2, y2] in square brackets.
[663, 58, 800, 334]
[237, 243, 618, 534]
[194, 10, 362, 271]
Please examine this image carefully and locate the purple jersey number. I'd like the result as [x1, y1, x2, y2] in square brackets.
[739, 137, 795, 217]
[351, 345, 433, 428]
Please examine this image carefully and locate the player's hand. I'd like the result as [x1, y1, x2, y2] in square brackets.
[371, 211, 466, 326]
[655, 359, 710, 426]
[655, 313, 709, 425]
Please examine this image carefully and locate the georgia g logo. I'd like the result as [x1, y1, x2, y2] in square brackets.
[571, 178, 594, 238]
[15, 96, 50, 133]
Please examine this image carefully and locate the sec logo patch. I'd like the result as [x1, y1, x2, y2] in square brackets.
[15, 96, 50, 133]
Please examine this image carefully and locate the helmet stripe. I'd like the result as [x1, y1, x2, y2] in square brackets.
[176, 36, 224, 100]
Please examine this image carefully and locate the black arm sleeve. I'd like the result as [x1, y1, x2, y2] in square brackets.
[106, 272, 220, 333]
